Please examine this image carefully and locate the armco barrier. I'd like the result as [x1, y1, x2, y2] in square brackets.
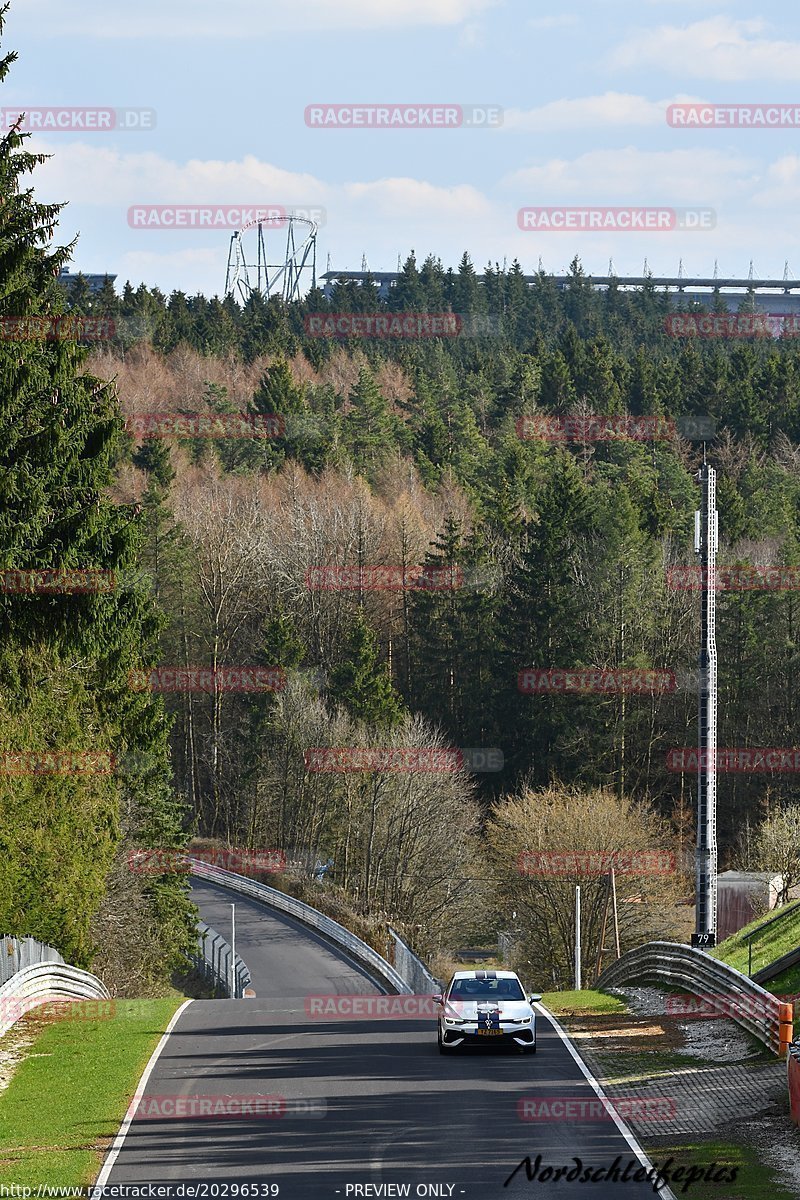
[0, 963, 111, 1036]
[597, 940, 792, 1056]
[189, 859, 411, 994]
[789, 1042, 800, 1126]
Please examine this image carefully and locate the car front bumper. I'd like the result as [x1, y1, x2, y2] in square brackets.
[440, 1023, 535, 1048]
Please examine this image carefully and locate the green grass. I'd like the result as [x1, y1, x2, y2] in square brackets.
[765, 959, 800, 999]
[541, 988, 628, 1016]
[646, 1140, 797, 1200]
[0, 998, 183, 1188]
[713, 900, 800, 977]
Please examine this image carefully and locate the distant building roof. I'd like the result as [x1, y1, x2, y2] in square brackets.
[56, 269, 116, 294]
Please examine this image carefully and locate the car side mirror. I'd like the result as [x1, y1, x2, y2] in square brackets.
[529, 993, 542, 1004]
[432, 994, 443, 1006]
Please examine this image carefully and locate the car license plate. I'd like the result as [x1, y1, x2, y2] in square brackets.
[477, 1028, 502, 1036]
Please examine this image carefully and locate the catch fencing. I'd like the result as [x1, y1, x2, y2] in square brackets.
[0, 935, 64, 986]
[192, 920, 252, 998]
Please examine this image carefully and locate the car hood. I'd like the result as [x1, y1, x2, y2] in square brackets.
[443, 999, 533, 1020]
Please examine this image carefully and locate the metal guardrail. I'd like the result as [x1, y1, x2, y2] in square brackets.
[388, 928, 442, 993]
[192, 920, 252, 998]
[737, 899, 800, 977]
[597, 940, 791, 1056]
[753, 945, 800, 985]
[189, 859, 411, 994]
[0, 935, 65, 986]
[0, 963, 111, 1036]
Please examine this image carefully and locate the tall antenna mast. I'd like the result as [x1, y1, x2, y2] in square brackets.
[693, 464, 719, 949]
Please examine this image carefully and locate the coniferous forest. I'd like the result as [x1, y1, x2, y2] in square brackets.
[4, 14, 800, 986]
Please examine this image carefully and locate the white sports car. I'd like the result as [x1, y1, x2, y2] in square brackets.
[434, 969, 542, 1054]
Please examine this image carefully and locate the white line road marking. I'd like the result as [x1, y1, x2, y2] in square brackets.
[94, 998, 194, 1188]
[535, 1004, 679, 1200]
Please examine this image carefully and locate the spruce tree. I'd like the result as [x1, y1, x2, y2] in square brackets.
[327, 610, 405, 728]
[0, 8, 194, 981]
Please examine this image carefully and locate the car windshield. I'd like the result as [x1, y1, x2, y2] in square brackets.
[448, 977, 525, 1001]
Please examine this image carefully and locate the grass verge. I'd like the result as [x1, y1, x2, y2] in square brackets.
[541, 989, 628, 1016]
[0, 997, 183, 1188]
[647, 1140, 796, 1200]
[713, 900, 800, 977]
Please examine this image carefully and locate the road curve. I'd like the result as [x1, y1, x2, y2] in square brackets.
[102, 877, 677, 1199]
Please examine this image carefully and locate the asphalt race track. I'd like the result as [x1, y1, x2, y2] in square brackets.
[101, 877, 678, 1199]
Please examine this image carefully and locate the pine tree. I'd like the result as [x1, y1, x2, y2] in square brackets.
[327, 610, 405, 728]
[497, 452, 598, 785]
[0, 9, 193, 979]
[343, 366, 394, 479]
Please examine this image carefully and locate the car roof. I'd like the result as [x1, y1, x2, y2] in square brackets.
[450, 969, 521, 980]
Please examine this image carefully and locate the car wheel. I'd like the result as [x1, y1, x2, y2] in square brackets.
[521, 1041, 537, 1055]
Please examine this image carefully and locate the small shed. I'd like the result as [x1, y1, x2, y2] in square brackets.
[717, 871, 784, 940]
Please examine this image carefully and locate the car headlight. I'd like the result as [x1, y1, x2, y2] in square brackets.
[444, 1017, 467, 1026]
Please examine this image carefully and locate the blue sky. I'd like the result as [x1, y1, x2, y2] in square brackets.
[6, 0, 800, 297]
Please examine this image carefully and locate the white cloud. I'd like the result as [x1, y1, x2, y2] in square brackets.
[751, 155, 800, 211]
[12, 0, 500, 37]
[29, 142, 326, 207]
[503, 92, 671, 133]
[27, 138, 796, 297]
[29, 140, 492, 231]
[505, 146, 755, 204]
[612, 17, 800, 81]
[344, 177, 491, 222]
